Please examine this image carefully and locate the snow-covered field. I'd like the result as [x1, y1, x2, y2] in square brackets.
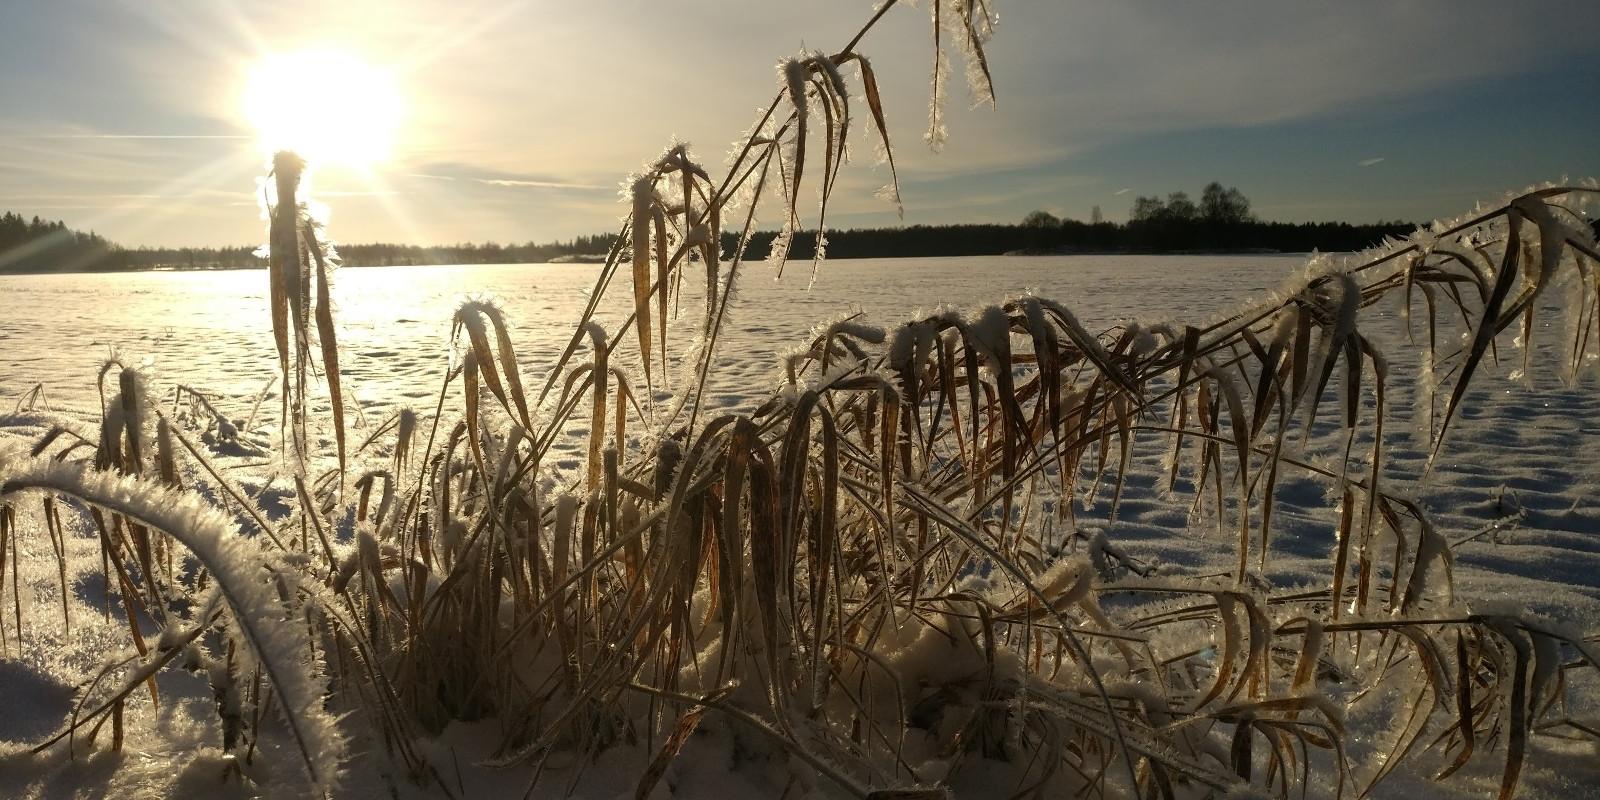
[0, 255, 1298, 416]
[1, 254, 1597, 798]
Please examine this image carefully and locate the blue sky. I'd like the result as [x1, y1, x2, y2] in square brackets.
[2, 0, 1598, 247]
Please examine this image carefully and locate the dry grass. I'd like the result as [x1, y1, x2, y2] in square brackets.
[3, 1, 1599, 798]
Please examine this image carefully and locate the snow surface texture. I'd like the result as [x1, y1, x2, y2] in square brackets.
[0, 255, 1293, 418]
[0, 253, 1596, 798]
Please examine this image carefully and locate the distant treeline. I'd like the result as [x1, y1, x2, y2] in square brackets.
[8, 191, 1593, 274]
[333, 235, 622, 267]
[0, 214, 1422, 274]
[730, 218, 1416, 260]
[0, 212, 121, 273]
[0, 222, 624, 273]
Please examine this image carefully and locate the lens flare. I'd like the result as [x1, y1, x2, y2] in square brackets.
[243, 50, 403, 169]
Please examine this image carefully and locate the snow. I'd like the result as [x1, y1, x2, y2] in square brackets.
[1, 253, 1597, 797]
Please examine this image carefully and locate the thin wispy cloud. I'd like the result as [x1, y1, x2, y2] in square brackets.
[477, 178, 607, 190]
[407, 162, 609, 193]
[0, 189, 243, 201]
[20, 203, 169, 210]
[319, 190, 399, 197]
[1358, 157, 1386, 168]
[1, 193, 163, 200]
[2, 134, 249, 140]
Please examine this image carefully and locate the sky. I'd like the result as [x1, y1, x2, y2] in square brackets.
[2, 0, 1598, 248]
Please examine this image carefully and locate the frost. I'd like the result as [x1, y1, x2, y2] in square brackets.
[0, 449, 344, 791]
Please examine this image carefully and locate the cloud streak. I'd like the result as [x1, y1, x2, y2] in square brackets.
[2, 134, 249, 140]
[477, 178, 607, 190]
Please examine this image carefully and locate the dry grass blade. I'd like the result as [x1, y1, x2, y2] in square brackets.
[267, 152, 300, 431]
[634, 684, 733, 800]
[847, 55, 902, 214]
[782, 57, 809, 230]
[631, 181, 655, 390]
[1430, 208, 1522, 472]
[304, 223, 346, 479]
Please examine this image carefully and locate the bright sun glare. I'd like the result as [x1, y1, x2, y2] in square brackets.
[244, 50, 403, 169]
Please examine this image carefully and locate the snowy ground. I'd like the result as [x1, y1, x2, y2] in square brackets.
[0, 255, 1596, 798]
[0, 255, 1298, 415]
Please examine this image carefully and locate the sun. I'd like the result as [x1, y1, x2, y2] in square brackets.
[243, 50, 404, 169]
